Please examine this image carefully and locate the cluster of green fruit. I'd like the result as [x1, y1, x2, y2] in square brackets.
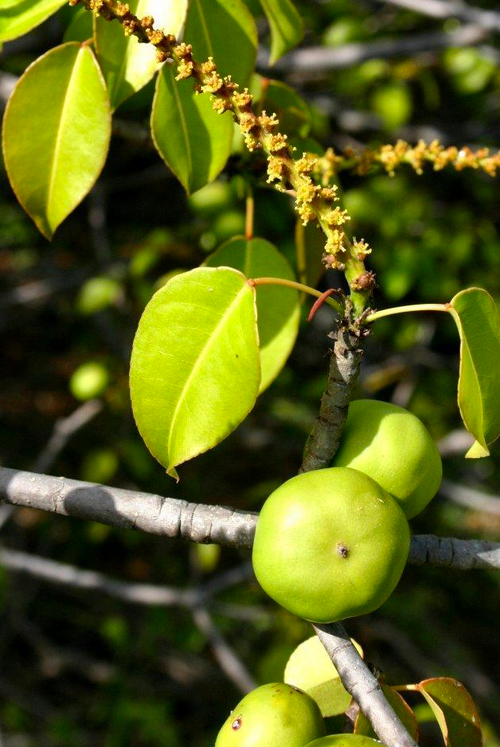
[252, 399, 443, 623]
[215, 683, 381, 746]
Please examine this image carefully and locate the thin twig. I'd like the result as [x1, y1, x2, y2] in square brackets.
[378, 0, 500, 32]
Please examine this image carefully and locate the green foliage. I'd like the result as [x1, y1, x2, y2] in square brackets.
[130, 267, 260, 477]
[151, 65, 234, 195]
[418, 678, 483, 747]
[449, 288, 500, 457]
[205, 237, 300, 391]
[184, 0, 257, 88]
[0, 0, 67, 42]
[2, 42, 110, 238]
[94, 0, 188, 110]
[260, 0, 304, 65]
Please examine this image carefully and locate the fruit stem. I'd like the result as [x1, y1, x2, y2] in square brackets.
[366, 303, 450, 323]
[245, 187, 254, 240]
[391, 684, 419, 692]
[248, 277, 344, 313]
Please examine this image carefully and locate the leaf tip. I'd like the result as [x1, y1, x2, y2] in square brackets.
[466, 440, 490, 459]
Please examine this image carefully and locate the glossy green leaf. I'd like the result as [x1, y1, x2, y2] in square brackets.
[251, 75, 311, 137]
[205, 237, 300, 391]
[449, 287, 500, 457]
[284, 636, 363, 717]
[183, 0, 257, 88]
[260, 0, 304, 65]
[130, 267, 260, 478]
[417, 678, 482, 747]
[295, 218, 326, 289]
[151, 65, 233, 195]
[355, 686, 419, 741]
[63, 6, 93, 43]
[2, 43, 111, 239]
[95, 0, 188, 110]
[0, 0, 66, 42]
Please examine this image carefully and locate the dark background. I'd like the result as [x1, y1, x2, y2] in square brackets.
[1, 1, 500, 744]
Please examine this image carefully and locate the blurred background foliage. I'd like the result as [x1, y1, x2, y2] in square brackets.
[1, 0, 500, 745]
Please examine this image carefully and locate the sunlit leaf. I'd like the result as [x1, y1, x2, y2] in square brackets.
[0, 0, 66, 42]
[151, 64, 233, 195]
[355, 686, 419, 741]
[284, 635, 363, 717]
[95, 0, 188, 110]
[417, 678, 482, 747]
[183, 0, 257, 88]
[2, 42, 111, 239]
[130, 267, 260, 478]
[63, 6, 93, 43]
[260, 0, 304, 65]
[449, 288, 500, 457]
[205, 237, 300, 391]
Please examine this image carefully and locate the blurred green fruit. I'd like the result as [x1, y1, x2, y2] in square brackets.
[215, 683, 326, 747]
[332, 400, 442, 518]
[306, 736, 381, 746]
[252, 468, 410, 623]
[70, 362, 110, 401]
[77, 277, 121, 315]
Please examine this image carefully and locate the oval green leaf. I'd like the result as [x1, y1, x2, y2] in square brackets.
[63, 6, 93, 43]
[417, 678, 482, 747]
[354, 686, 419, 742]
[259, 0, 304, 65]
[251, 74, 311, 138]
[2, 42, 111, 239]
[205, 237, 300, 391]
[284, 635, 363, 717]
[183, 0, 257, 88]
[151, 65, 233, 195]
[0, 0, 66, 43]
[130, 267, 260, 478]
[449, 287, 500, 457]
[95, 0, 188, 110]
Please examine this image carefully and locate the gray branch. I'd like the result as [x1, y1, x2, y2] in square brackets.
[2, 467, 500, 569]
[379, 0, 500, 32]
[314, 623, 418, 747]
[299, 330, 364, 473]
[272, 24, 488, 73]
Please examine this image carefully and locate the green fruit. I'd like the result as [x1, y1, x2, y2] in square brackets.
[70, 362, 110, 401]
[306, 736, 381, 747]
[252, 468, 410, 623]
[215, 683, 326, 747]
[332, 399, 442, 518]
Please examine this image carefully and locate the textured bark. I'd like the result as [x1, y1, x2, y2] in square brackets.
[299, 329, 364, 473]
[314, 623, 418, 747]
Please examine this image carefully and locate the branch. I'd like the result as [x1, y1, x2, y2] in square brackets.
[2, 467, 499, 569]
[378, 0, 500, 32]
[299, 329, 365, 473]
[272, 24, 488, 73]
[314, 623, 418, 747]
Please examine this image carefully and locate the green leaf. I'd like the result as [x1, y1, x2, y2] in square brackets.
[63, 6, 93, 43]
[355, 686, 419, 742]
[205, 237, 300, 391]
[183, 0, 257, 88]
[259, 0, 304, 65]
[251, 75, 311, 137]
[2, 42, 111, 239]
[151, 65, 233, 195]
[417, 678, 482, 747]
[95, 0, 188, 110]
[284, 635, 363, 717]
[0, 0, 66, 43]
[449, 288, 500, 457]
[295, 218, 326, 289]
[129, 267, 260, 478]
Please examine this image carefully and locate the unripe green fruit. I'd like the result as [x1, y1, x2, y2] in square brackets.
[70, 362, 110, 401]
[306, 736, 381, 747]
[252, 468, 410, 623]
[332, 399, 442, 518]
[215, 683, 326, 747]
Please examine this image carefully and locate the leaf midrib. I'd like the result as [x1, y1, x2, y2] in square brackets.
[167, 278, 248, 467]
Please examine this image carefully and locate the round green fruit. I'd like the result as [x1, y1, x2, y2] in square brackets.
[252, 467, 410, 623]
[215, 683, 326, 747]
[332, 399, 442, 518]
[69, 361, 110, 401]
[306, 736, 381, 747]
